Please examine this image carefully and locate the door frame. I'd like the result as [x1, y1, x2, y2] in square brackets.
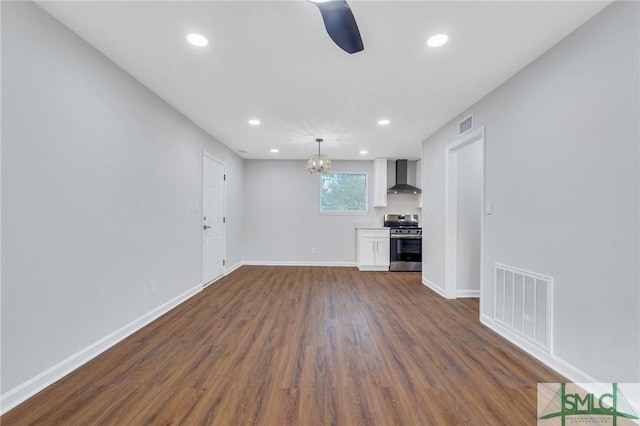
[444, 126, 485, 300]
[202, 151, 226, 287]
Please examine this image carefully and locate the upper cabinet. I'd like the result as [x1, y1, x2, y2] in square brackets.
[416, 159, 423, 208]
[373, 158, 387, 207]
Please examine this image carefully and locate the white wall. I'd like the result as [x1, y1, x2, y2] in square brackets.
[1, 1, 243, 398]
[243, 160, 420, 264]
[456, 141, 482, 292]
[422, 139, 446, 293]
[422, 1, 639, 382]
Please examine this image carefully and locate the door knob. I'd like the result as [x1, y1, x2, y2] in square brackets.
[204, 225, 211, 230]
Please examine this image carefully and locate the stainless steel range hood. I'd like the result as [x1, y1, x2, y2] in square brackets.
[388, 159, 422, 194]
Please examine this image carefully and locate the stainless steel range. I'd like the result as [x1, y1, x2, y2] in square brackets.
[384, 214, 422, 272]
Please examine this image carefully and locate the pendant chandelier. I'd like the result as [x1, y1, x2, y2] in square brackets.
[307, 138, 332, 175]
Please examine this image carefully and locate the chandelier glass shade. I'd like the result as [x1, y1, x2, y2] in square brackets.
[307, 138, 331, 175]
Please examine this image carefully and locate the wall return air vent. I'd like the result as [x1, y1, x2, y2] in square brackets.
[458, 115, 473, 136]
[493, 264, 553, 353]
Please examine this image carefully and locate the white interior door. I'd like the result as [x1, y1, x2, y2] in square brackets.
[202, 154, 225, 285]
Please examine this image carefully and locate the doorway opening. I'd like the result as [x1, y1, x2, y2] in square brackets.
[444, 127, 485, 300]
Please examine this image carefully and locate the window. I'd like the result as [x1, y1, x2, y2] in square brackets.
[320, 173, 367, 214]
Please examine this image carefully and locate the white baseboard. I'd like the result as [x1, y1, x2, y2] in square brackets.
[456, 289, 480, 298]
[243, 260, 357, 267]
[203, 275, 225, 288]
[224, 261, 244, 275]
[357, 265, 389, 271]
[203, 262, 245, 288]
[0, 283, 202, 415]
[481, 315, 640, 412]
[480, 314, 599, 384]
[422, 277, 447, 298]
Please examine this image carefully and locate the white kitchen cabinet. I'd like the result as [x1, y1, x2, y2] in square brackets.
[357, 228, 390, 271]
[372, 158, 387, 207]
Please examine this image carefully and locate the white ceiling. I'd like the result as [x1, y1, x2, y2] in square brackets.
[37, 0, 610, 160]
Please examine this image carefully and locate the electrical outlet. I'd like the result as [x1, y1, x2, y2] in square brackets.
[311, 247, 317, 255]
[149, 281, 157, 296]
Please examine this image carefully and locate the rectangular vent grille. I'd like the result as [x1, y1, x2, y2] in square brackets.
[494, 264, 552, 352]
[458, 115, 473, 135]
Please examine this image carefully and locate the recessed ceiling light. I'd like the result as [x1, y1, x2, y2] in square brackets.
[270, 149, 279, 153]
[248, 119, 261, 125]
[308, 0, 331, 2]
[359, 150, 368, 155]
[186, 33, 208, 47]
[378, 119, 390, 126]
[427, 34, 448, 47]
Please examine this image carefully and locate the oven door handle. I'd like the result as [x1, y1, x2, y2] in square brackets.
[390, 235, 422, 239]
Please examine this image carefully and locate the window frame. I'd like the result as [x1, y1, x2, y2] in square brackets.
[319, 172, 369, 215]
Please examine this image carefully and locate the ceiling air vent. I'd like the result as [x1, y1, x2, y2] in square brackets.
[458, 115, 473, 136]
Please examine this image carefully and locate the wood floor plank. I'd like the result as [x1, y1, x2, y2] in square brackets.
[1, 266, 565, 425]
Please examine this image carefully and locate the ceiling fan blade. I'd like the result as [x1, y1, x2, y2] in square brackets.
[311, 0, 364, 54]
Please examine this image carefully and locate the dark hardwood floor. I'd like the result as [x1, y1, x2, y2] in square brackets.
[2, 266, 564, 425]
